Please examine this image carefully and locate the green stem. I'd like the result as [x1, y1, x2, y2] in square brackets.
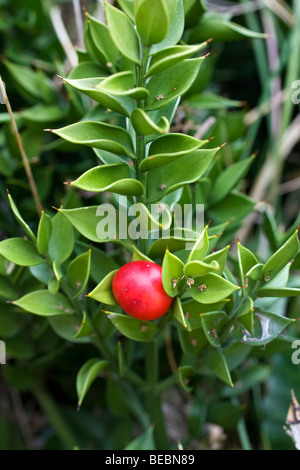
[145, 340, 169, 449]
[34, 385, 78, 450]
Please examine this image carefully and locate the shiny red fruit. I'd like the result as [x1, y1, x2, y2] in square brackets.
[112, 261, 173, 321]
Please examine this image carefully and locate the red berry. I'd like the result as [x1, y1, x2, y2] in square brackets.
[112, 261, 173, 321]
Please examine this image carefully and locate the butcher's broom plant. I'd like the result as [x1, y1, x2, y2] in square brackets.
[1, 0, 300, 450]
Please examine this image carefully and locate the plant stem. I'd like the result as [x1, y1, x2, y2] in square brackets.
[145, 340, 169, 449]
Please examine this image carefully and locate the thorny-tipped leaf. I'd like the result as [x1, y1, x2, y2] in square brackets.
[105, 2, 140, 64]
[205, 350, 234, 387]
[73, 311, 93, 339]
[87, 270, 118, 305]
[146, 43, 209, 77]
[77, 358, 109, 407]
[69, 163, 144, 197]
[181, 299, 229, 330]
[106, 311, 159, 341]
[187, 224, 209, 263]
[262, 229, 299, 279]
[0, 238, 43, 266]
[178, 325, 208, 357]
[50, 121, 134, 157]
[190, 273, 240, 304]
[245, 263, 263, 281]
[7, 192, 36, 243]
[140, 133, 208, 172]
[67, 249, 91, 297]
[37, 210, 52, 255]
[131, 108, 169, 136]
[62, 77, 134, 116]
[146, 148, 218, 202]
[13, 290, 74, 316]
[172, 297, 192, 331]
[204, 244, 230, 272]
[162, 248, 184, 297]
[135, 0, 170, 47]
[145, 58, 205, 110]
[131, 244, 153, 262]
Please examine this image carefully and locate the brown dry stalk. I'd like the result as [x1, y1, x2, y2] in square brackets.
[0, 76, 42, 216]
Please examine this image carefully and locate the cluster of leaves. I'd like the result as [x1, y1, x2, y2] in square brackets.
[1, 0, 300, 451]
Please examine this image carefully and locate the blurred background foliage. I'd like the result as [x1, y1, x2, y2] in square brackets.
[0, 0, 299, 450]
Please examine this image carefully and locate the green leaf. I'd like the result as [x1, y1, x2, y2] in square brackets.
[187, 92, 245, 110]
[204, 244, 230, 272]
[187, 224, 209, 262]
[77, 358, 109, 407]
[50, 121, 134, 157]
[48, 314, 90, 343]
[69, 163, 144, 197]
[262, 229, 299, 279]
[48, 212, 74, 264]
[147, 231, 197, 259]
[131, 244, 153, 262]
[184, 260, 221, 277]
[0, 238, 43, 266]
[7, 191, 36, 243]
[178, 365, 195, 392]
[88, 14, 119, 66]
[67, 248, 91, 297]
[172, 297, 192, 331]
[190, 273, 240, 304]
[48, 277, 59, 295]
[124, 426, 156, 450]
[162, 248, 184, 297]
[73, 311, 93, 339]
[150, 0, 184, 53]
[205, 350, 234, 387]
[210, 154, 255, 205]
[105, 2, 140, 64]
[131, 108, 169, 136]
[237, 298, 254, 335]
[200, 311, 226, 347]
[245, 263, 263, 281]
[237, 311, 295, 347]
[146, 43, 208, 77]
[237, 240, 259, 283]
[58, 206, 131, 249]
[257, 287, 300, 297]
[87, 270, 118, 305]
[135, 0, 169, 47]
[37, 210, 52, 255]
[145, 58, 205, 110]
[98, 71, 149, 100]
[62, 77, 134, 116]
[181, 298, 229, 330]
[208, 190, 256, 223]
[105, 311, 159, 341]
[13, 290, 74, 316]
[146, 148, 218, 202]
[117, 0, 135, 20]
[140, 133, 208, 172]
[177, 325, 208, 356]
[185, 13, 268, 42]
[0, 276, 19, 301]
